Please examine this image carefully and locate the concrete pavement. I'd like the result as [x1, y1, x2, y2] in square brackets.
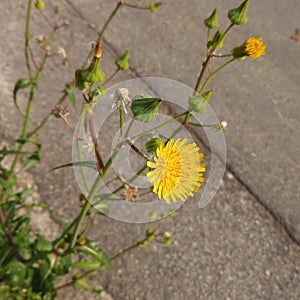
[0, 0, 300, 299]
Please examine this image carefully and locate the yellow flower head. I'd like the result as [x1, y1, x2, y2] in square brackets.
[147, 138, 205, 204]
[244, 37, 266, 58]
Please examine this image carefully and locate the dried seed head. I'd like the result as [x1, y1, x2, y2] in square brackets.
[52, 105, 69, 118]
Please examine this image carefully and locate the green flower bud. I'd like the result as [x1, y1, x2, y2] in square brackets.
[35, 0, 45, 10]
[207, 30, 226, 49]
[204, 8, 219, 29]
[75, 57, 105, 89]
[146, 138, 164, 154]
[201, 89, 214, 102]
[131, 93, 163, 122]
[228, 0, 249, 25]
[149, 2, 161, 13]
[145, 228, 155, 240]
[188, 92, 211, 114]
[75, 69, 88, 90]
[115, 50, 130, 70]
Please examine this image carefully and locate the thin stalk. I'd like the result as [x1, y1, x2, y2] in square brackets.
[119, 107, 124, 138]
[69, 149, 118, 249]
[131, 112, 188, 140]
[199, 58, 235, 94]
[25, 0, 33, 80]
[123, 3, 149, 10]
[98, 1, 122, 40]
[103, 68, 120, 86]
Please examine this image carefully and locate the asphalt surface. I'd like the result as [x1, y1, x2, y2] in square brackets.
[0, 0, 300, 299]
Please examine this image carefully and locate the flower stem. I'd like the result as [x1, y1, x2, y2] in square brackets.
[25, 0, 33, 80]
[103, 68, 120, 86]
[199, 58, 235, 94]
[69, 149, 118, 249]
[131, 112, 188, 140]
[98, 1, 122, 40]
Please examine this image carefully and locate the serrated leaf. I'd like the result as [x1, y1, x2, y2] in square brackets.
[13, 78, 32, 115]
[49, 160, 96, 172]
[77, 241, 112, 273]
[64, 84, 76, 107]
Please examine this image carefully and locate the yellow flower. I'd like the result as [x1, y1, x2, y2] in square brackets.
[147, 138, 205, 204]
[244, 37, 266, 58]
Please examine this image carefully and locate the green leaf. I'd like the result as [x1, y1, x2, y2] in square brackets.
[49, 160, 96, 172]
[4, 260, 27, 288]
[13, 78, 32, 115]
[131, 93, 163, 122]
[35, 234, 52, 252]
[19, 153, 40, 173]
[0, 150, 32, 155]
[77, 241, 112, 273]
[64, 84, 76, 107]
[71, 260, 104, 272]
[149, 2, 161, 12]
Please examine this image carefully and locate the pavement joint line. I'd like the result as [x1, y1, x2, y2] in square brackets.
[22, 0, 300, 248]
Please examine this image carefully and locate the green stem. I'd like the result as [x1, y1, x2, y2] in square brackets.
[103, 68, 120, 86]
[25, 0, 33, 80]
[98, 1, 122, 40]
[123, 3, 150, 10]
[199, 58, 235, 94]
[69, 149, 118, 249]
[169, 112, 190, 139]
[119, 107, 124, 138]
[107, 164, 148, 197]
[131, 112, 188, 140]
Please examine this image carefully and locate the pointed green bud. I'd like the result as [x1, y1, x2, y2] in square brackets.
[201, 89, 214, 102]
[207, 30, 226, 49]
[131, 93, 163, 122]
[146, 138, 164, 154]
[75, 58, 105, 89]
[149, 2, 161, 13]
[228, 0, 249, 26]
[188, 91, 211, 114]
[115, 51, 130, 70]
[204, 8, 219, 29]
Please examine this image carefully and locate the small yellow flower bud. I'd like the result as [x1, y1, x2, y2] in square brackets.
[232, 37, 266, 59]
[228, 0, 249, 26]
[35, 0, 45, 10]
[204, 8, 219, 29]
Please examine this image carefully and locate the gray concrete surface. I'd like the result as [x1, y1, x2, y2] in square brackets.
[1, 0, 300, 299]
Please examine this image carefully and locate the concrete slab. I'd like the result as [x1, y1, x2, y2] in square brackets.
[1, 1, 300, 299]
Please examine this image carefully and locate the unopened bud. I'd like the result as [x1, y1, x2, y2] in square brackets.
[204, 8, 219, 29]
[115, 50, 130, 70]
[35, 0, 45, 10]
[228, 0, 249, 26]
